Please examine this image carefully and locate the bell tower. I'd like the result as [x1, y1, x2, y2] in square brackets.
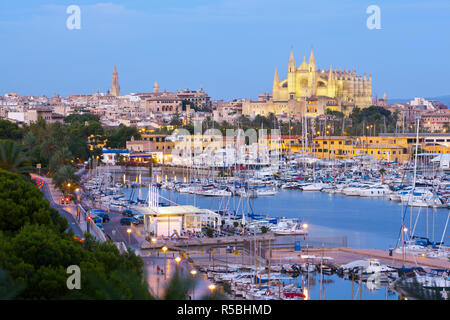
[110, 65, 120, 96]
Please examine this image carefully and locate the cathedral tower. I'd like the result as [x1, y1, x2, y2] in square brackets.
[287, 49, 296, 97]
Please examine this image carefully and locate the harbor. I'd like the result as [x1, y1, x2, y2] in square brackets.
[76, 155, 450, 300]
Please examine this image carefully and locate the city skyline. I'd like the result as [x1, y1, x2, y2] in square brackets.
[1, 0, 450, 100]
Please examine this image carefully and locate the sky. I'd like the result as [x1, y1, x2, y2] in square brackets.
[0, 0, 449, 100]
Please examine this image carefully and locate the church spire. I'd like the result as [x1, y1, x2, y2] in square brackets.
[273, 68, 280, 85]
[288, 49, 296, 72]
[299, 56, 308, 70]
[308, 48, 316, 66]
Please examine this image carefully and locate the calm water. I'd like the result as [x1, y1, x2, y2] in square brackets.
[127, 184, 449, 251]
[117, 174, 449, 300]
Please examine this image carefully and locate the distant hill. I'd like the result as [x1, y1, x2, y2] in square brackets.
[389, 95, 450, 107]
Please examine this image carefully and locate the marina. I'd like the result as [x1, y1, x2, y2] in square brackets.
[78, 157, 450, 300]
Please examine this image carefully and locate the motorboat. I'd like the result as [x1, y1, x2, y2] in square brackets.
[301, 183, 327, 191]
[358, 185, 392, 197]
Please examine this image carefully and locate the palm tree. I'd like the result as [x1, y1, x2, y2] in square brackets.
[0, 140, 32, 176]
[379, 168, 386, 184]
[22, 131, 36, 151]
[49, 147, 73, 172]
[52, 165, 80, 190]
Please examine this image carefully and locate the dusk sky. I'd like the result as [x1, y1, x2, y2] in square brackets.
[1, 0, 449, 100]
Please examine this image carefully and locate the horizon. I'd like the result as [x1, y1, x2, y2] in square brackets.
[1, 1, 450, 101]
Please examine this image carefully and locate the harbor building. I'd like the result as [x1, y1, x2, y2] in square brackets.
[136, 187, 220, 237]
[126, 134, 174, 163]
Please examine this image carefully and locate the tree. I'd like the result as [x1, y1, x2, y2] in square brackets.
[52, 165, 80, 190]
[64, 113, 100, 124]
[0, 140, 32, 177]
[105, 125, 141, 149]
[49, 147, 73, 172]
[0, 170, 151, 300]
[0, 120, 23, 141]
[0, 169, 67, 233]
[379, 168, 386, 184]
[169, 111, 183, 126]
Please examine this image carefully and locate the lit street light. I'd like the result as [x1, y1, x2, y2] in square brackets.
[208, 284, 216, 294]
[127, 228, 132, 243]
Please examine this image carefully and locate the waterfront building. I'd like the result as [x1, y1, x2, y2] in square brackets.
[101, 148, 129, 165]
[136, 188, 220, 237]
[126, 135, 174, 163]
[311, 136, 408, 162]
[169, 132, 224, 165]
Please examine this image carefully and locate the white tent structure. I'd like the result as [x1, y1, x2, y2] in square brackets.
[135, 186, 220, 237]
[430, 154, 450, 170]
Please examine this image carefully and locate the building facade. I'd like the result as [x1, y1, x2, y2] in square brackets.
[243, 49, 373, 119]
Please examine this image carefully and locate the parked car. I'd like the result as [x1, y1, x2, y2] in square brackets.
[120, 217, 139, 226]
[133, 214, 144, 224]
[89, 210, 110, 222]
[121, 209, 134, 217]
[60, 197, 70, 204]
[95, 222, 104, 230]
[88, 215, 102, 224]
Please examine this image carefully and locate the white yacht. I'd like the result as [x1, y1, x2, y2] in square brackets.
[358, 185, 392, 197]
[302, 183, 327, 191]
[270, 218, 308, 235]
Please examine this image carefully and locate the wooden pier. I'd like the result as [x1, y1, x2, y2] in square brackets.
[141, 233, 275, 250]
[271, 247, 450, 269]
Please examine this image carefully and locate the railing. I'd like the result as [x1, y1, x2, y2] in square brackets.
[78, 205, 108, 243]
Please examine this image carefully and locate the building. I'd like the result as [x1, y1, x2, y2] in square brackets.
[422, 109, 450, 132]
[243, 49, 373, 119]
[136, 187, 221, 237]
[410, 97, 435, 110]
[101, 149, 129, 165]
[126, 134, 174, 163]
[137, 204, 220, 237]
[110, 65, 121, 97]
[176, 88, 211, 110]
[310, 136, 409, 162]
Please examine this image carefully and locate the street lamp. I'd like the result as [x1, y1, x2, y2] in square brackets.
[175, 256, 182, 264]
[402, 226, 408, 263]
[151, 237, 157, 244]
[162, 246, 168, 256]
[208, 284, 216, 294]
[190, 269, 198, 299]
[127, 228, 132, 243]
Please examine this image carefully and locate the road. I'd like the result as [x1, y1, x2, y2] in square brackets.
[41, 179, 83, 238]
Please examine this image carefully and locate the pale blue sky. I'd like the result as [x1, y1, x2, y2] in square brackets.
[0, 0, 449, 100]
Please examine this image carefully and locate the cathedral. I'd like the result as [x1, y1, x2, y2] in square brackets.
[243, 49, 373, 119]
